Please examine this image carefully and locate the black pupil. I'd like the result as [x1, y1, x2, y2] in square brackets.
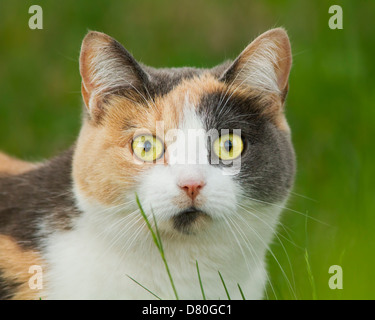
[224, 139, 233, 152]
[144, 140, 152, 152]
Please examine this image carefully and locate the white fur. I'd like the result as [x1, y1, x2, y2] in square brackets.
[237, 39, 280, 94]
[43, 99, 283, 300]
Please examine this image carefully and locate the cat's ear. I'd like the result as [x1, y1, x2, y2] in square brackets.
[79, 31, 149, 120]
[220, 28, 292, 101]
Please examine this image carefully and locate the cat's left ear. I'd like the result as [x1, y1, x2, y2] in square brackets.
[220, 28, 292, 102]
[79, 31, 150, 121]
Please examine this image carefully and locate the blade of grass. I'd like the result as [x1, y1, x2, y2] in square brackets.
[304, 249, 317, 300]
[151, 208, 179, 300]
[127, 275, 162, 300]
[196, 261, 206, 300]
[151, 208, 164, 253]
[136, 194, 179, 300]
[237, 283, 246, 300]
[218, 271, 231, 300]
[136, 194, 160, 250]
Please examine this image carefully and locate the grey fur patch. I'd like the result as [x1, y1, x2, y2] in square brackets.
[198, 90, 295, 203]
[142, 61, 231, 98]
[0, 148, 80, 250]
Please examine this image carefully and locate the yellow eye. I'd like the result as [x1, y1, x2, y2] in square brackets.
[213, 134, 243, 160]
[132, 135, 164, 162]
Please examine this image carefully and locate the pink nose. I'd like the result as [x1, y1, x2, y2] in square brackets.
[179, 180, 206, 200]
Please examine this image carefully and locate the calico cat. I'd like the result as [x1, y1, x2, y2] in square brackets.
[0, 28, 295, 300]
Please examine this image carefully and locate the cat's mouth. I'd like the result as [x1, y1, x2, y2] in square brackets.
[172, 207, 211, 234]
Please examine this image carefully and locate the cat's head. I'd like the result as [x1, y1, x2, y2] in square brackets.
[72, 29, 295, 236]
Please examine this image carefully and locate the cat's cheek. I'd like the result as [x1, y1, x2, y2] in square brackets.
[72, 129, 149, 206]
[198, 168, 240, 218]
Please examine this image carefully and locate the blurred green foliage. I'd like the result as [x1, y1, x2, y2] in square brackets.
[0, 0, 374, 299]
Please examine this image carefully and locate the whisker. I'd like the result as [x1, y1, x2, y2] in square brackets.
[235, 203, 297, 297]
[224, 215, 276, 300]
[289, 191, 318, 202]
[232, 210, 296, 299]
[102, 210, 142, 255]
[237, 194, 329, 226]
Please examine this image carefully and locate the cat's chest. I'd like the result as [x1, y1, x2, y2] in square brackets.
[42, 219, 266, 300]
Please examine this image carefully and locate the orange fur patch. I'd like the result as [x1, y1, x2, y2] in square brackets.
[0, 235, 45, 300]
[0, 153, 40, 176]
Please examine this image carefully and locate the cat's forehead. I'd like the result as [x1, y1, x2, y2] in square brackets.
[156, 73, 226, 117]
[103, 70, 288, 136]
[142, 61, 231, 97]
[104, 73, 227, 132]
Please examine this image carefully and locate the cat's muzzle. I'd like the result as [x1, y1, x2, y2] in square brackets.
[172, 207, 211, 234]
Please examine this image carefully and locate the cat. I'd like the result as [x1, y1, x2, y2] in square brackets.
[0, 28, 295, 300]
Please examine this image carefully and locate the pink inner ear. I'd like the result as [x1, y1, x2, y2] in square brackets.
[273, 35, 292, 93]
[81, 82, 91, 110]
[78, 31, 150, 119]
[79, 32, 112, 110]
[228, 28, 292, 95]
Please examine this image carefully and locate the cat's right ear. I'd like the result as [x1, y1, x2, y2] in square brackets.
[79, 31, 150, 121]
[220, 28, 292, 102]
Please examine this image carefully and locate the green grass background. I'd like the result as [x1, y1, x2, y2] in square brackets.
[0, 0, 374, 299]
